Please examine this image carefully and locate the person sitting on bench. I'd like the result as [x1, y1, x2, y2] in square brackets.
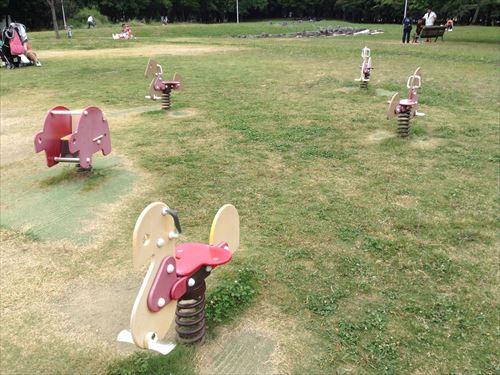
[445, 18, 454, 31]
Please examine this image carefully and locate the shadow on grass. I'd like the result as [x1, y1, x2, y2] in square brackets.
[39, 167, 110, 192]
[106, 346, 196, 375]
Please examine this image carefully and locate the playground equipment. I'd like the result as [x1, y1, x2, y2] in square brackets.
[387, 67, 424, 138]
[144, 58, 183, 110]
[355, 46, 373, 89]
[118, 202, 239, 354]
[34, 106, 111, 170]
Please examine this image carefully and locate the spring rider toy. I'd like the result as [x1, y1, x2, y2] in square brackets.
[144, 58, 183, 110]
[355, 46, 373, 89]
[34, 106, 111, 170]
[387, 67, 424, 138]
[118, 202, 239, 354]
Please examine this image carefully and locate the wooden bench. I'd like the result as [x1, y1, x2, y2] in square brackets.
[418, 26, 447, 42]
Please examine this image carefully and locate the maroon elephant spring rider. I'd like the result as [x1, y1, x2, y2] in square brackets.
[34, 106, 111, 171]
[144, 58, 183, 110]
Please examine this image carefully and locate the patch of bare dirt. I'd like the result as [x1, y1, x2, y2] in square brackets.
[41, 45, 243, 59]
[0, 90, 57, 166]
[411, 138, 443, 150]
[195, 301, 315, 375]
[394, 195, 418, 209]
[167, 108, 198, 119]
[365, 130, 394, 143]
[57, 276, 142, 350]
[335, 86, 358, 94]
[0, 228, 138, 374]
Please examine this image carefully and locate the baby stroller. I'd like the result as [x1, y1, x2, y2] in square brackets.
[1, 23, 36, 68]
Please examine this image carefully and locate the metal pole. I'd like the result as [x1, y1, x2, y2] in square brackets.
[403, 0, 408, 19]
[236, 0, 239, 24]
[61, 0, 67, 29]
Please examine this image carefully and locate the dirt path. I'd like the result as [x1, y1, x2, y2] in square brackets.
[41, 44, 243, 59]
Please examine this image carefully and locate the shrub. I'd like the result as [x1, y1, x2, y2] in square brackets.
[68, 7, 109, 28]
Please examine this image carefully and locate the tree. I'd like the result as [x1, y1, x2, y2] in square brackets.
[2, 0, 499, 29]
[470, 0, 499, 24]
[238, 0, 267, 15]
[46, 0, 60, 38]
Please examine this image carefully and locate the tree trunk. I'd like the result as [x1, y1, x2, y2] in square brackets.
[47, 0, 60, 39]
[471, 3, 481, 24]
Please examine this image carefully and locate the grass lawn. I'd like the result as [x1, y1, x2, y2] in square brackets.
[0, 20, 498, 375]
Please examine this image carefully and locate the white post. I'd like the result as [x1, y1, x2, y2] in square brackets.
[236, 0, 239, 24]
[403, 0, 409, 19]
[61, 0, 67, 29]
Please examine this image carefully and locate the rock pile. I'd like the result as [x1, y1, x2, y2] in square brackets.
[238, 26, 384, 39]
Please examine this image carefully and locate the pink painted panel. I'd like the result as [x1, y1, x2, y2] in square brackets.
[68, 106, 111, 169]
[153, 76, 166, 91]
[147, 256, 178, 312]
[170, 276, 189, 300]
[164, 80, 181, 90]
[175, 242, 232, 276]
[34, 106, 72, 167]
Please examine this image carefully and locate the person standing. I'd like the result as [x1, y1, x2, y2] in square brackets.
[402, 15, 412, 43]
[423, 8, 437, 26]
[87, 15, 95, 28]
[422, 7, 437, 42]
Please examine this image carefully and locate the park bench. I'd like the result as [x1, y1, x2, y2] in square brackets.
[418, 25, 447, 42]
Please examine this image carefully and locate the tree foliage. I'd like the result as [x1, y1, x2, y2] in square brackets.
[1, 0, 498, 29]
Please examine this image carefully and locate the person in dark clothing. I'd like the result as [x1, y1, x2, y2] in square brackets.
[402, 15, 412, 43]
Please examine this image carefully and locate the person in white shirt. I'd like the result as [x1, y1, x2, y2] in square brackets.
[423, 8, 437, 26]
[87, 15, 95, 29]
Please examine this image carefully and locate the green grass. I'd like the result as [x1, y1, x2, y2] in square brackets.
[106, 346, 196, 375]
[205, 263, 261, 325]
[0, 20, 498, 375]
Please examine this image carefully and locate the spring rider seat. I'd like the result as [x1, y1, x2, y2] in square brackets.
[387, 67, 425, 138]
[354, 46, 373, 89]
[34, 106, 111, 170]
[118, 202, 239, 355]
[144, 58, 183, 110]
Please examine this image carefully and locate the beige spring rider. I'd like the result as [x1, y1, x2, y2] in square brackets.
[354, 46, 373, 89]
[118, 202, 239, 354]
[387, 67, 425, 137]
[144, 58, 183, 110]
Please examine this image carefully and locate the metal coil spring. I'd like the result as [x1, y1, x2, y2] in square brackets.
[161, 87, 172, 110]
[397, 108, 411, 138]
[76, 164, 92, 173]
[360, 80, 368, 89]
[175, 281, 206, 344]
